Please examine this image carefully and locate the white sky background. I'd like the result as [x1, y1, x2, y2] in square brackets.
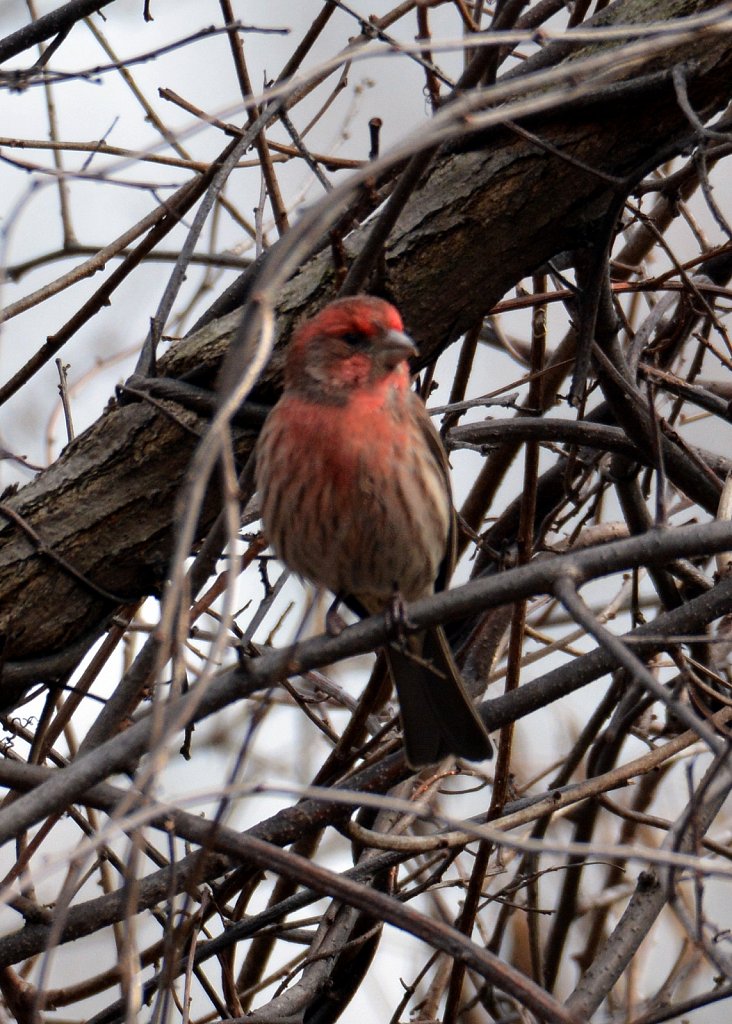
[0, 1, 731, 1021]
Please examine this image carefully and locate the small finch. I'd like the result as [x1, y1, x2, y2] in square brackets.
[255, 295, 492, 767]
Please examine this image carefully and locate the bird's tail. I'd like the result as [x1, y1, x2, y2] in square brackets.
[384, 625, 493, 768]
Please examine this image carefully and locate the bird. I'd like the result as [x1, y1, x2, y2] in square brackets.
[255, 294, 492, 767]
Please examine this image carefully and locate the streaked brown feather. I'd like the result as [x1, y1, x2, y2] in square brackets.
[255, 296, 492, 767]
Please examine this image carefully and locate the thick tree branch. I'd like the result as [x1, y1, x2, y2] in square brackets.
[1, 0, 731, 672]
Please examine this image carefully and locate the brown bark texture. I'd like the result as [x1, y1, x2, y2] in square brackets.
[1, 0, 730, 673]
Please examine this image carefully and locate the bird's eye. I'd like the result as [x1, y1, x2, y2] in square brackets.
[341, 330, 368, 347]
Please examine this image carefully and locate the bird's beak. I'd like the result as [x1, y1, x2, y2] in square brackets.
[378, 328, 417, 368]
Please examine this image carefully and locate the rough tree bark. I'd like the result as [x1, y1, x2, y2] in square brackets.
[1, 0, 730, 676]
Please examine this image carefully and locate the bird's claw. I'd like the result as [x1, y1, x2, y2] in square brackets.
[325, 594, 347, 636]
[386, 587, 416, 642]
